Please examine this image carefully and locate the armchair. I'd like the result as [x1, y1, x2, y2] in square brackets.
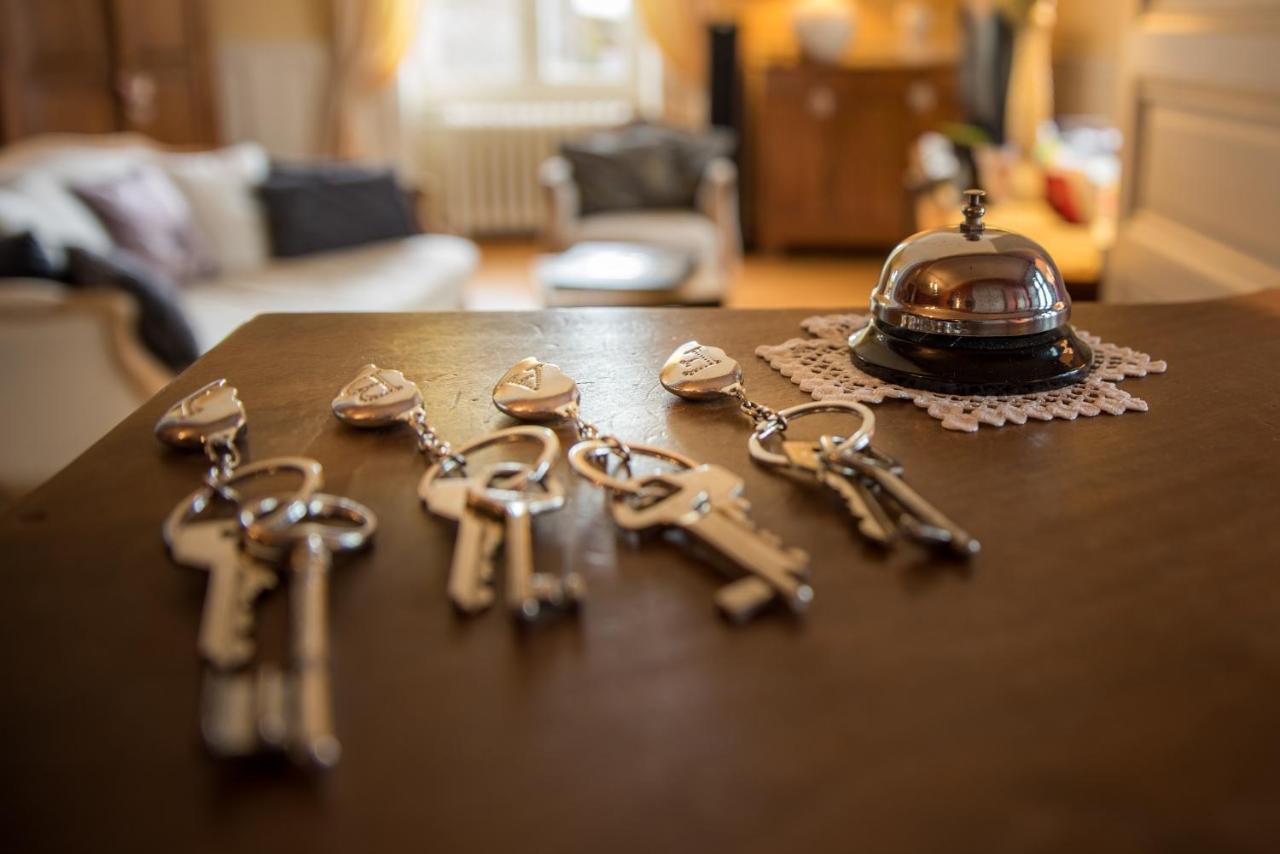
[538, 153, 742, 305]
[0, 280, 170, 505]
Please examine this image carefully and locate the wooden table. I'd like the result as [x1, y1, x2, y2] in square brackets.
[3, 294, 1279, 853]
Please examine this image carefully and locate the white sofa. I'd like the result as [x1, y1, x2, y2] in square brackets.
[0, 133, 479, 351]
[0, 133, 479, 502]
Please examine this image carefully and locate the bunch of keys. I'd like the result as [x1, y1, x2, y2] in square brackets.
[156, 379, 377, 768]
[493, 358, 812, 624]
[331, 364, 583, 621]
[660, 341, 980, 556]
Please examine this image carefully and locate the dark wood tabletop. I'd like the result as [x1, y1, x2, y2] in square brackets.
[3, 293, 1280, 853]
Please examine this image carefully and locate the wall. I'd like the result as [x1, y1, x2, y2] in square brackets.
[1052, 0, 1126, 123]
[735, 0, 960, 69]
[207, 0, 330, 41]
[206, 0, 333, 158]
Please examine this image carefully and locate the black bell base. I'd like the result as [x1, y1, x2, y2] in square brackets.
[849, 321, 1094, 396]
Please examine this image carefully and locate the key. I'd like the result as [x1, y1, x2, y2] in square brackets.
[162, 457, 323, 669]
[468, 474, 579, 621]
[415, 424, 573, 618]
[834, 450, 981, 556]
[421, 464, 524, 614]
[781, 440, 896, 545]
[242, 492, 376, 769]
[609, 465, 812, 623]
[164, 515, 276, 670]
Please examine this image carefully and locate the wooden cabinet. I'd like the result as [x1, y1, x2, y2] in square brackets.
[0, 0, 216, 146]
[756, 62, 958, 251]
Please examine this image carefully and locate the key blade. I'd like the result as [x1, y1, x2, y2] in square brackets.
[447, 512, 499, 613]
[714, 577, 783, 624]
[818, 469, 895, 546]
[684, 507, 811, 613]
[847, 457, 980, 557]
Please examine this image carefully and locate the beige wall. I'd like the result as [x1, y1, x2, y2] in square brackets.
[206, 0, 331, 43]
[205, 0, 333, 158]
[1052, 0, 1127, 123]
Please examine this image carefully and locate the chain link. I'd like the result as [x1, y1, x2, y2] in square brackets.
[410, 408, 466, 472]
[202, 437, 241, 502]
[572, 415, 599, 441]
[731, 387, 789, 437]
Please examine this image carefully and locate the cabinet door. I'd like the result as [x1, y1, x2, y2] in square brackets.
[757, 68, 841, 247]
[757, 66, 954, 249]
[110, 0, 216, 146]
[826, 72, 911, 244]
[0, 0, 118, 141]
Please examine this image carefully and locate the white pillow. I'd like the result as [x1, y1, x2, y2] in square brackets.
[163, 143, 270, 275]
[0, 174, 113, 266]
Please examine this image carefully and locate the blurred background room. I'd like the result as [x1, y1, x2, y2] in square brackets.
[1, 0, 1277, 501]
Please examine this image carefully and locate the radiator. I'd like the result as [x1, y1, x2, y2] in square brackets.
[433, 100, 633, 236]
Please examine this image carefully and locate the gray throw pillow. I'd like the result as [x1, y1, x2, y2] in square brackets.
[257, 163, 420, 258]
[562, 122, 735, 215]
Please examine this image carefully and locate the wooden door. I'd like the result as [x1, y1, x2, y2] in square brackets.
[0, 0, 119, 140]
[109, 0, 216, 146]
[1106, 0, 1280, 301]
[0, 0, 216, 146]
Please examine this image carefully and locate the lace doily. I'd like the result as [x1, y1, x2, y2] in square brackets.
[756, 314, 1168, 433]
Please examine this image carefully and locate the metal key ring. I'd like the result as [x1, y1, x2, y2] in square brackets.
[241, 492, 378, 556]
[567, 439, 699, 494]
[162, 456, 324, 546]
[418, 424, 561, 496]
[747, 401, 876, 467]
[469, 460, 567, 515]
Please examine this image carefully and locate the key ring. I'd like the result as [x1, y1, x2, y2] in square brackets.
[747, 401, 876, 467]
[418, 424, 561, 497]
[163, 456, 325, 547]
[567, 440, 698, 494]
[240, 492, 378, 557]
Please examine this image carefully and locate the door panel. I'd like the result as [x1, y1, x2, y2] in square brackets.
[110, 0, 216, 146]
[0, 0, 118, 140]
[0, 0, 217, 146]
[1107, 1, 1280, 301]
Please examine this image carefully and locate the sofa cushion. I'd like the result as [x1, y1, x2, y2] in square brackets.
[257, 163, 419, 258]
[73, 165, 218, 284]
[180, 233, 477, 351]
[571, 210, 719, 270]
[0, 231, 58, 279]
[0, 173, 114, 265]
[562, 123, 735, 215]
[65, 247, 200, 371]
[162, 143, 270, 276]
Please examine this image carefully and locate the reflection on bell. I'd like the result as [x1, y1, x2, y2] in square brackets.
[849, 189, 1093, 395]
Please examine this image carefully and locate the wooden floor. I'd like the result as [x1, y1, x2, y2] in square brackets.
[465, 239, 884, 310]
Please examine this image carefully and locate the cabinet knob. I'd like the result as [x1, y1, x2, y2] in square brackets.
[807, 86, 837, 119]
[906, 81, 937, 115]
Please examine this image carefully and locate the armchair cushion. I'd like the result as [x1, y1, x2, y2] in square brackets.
[561, 122, 734, 215]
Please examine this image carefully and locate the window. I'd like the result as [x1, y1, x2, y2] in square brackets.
[419, 0, 525, 90]
[536, 0, 634, 86]
[415, 0, 637, 97]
